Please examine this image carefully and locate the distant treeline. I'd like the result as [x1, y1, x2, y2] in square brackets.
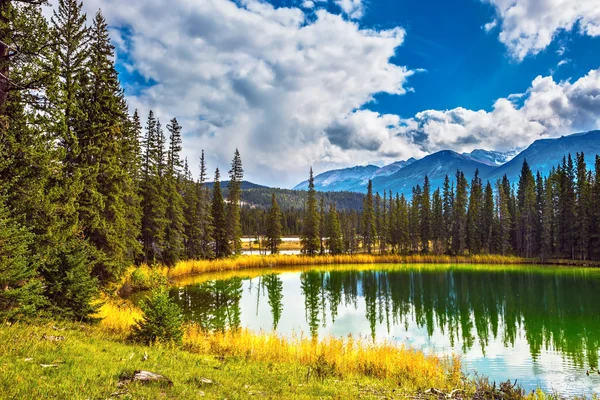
[298, 154, 600, 262]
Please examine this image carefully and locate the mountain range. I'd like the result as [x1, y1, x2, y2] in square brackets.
[293, 130, 600, 196]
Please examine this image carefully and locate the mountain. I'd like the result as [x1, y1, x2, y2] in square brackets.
[204, 180, 269, 190]
[372, 158, 417, 178]
[372, 151, 494, 196]
[292, 130, 600, 197]
[293, 165, 380, 192]
[293, 159, 417, 192]
[484, 130, 600, 183]
[464, 149, 517, 166]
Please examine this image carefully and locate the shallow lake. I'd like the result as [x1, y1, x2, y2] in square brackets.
[169, 264, 600, 395]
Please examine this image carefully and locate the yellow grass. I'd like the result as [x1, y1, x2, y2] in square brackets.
[96, 298, 462, 391]
[120, 254, 529, 290]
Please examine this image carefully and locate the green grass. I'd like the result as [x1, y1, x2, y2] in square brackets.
[0, 322, 433, 399]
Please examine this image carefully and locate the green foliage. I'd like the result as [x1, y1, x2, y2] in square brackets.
[266, 194, 283, 254]
[132, 288, 184, 344]
[212, 169, 231, 258]
[301, 168, 321, 255]
[227, 149, 244, 254]
[41, 238, 99, 321]
[361, 180, 376, 254]
[0, 199, 44, 320]
[326, 204, 344, 255]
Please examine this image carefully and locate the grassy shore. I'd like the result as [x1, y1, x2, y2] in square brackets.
[4, 255, 590, 399]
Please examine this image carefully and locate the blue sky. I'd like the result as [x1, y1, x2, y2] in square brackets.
[73, 0, 600, 187]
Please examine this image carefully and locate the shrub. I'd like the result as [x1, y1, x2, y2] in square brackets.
[131, 288, 183, 344]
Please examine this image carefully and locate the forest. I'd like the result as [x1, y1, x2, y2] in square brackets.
[2, 0, 600, 326]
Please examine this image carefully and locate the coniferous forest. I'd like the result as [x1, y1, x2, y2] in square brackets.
[2, 0, 600, 326]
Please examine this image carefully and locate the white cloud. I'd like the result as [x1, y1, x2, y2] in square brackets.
[483, 19, 497, 32]
[334, 0, 365, 19]
[485, 0, 600, 60]
[72, 0, 414, 186]
[398, 68, 600, 153]
[301, 0, 315, 8]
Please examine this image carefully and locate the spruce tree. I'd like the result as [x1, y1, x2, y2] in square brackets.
[496, 179, 512, 255]
[431, 188, 444, 255]
[541, 176, 555, 261]
[453, 171, 468, 254]
[442, 175, 454, 253]
[301, 168, 321, 255]
[0, 197, 45, 320]
[212, 168, 230, 258]
[482, 182, 494, 253]
[197, 151, 214, 258]
[467, 170, 483, 254]
[227, 149, 243, 255]
[361, 180, 376, 254]
[266, 194, 283, 254]
[516, 160, 538, 258]
[575, 153, 591, 260]
[326, 204, 344, 255]
[140, 112, 168, 263]
[163, 118, 185, 266]
[319, 197, 326, 254]
[420, 176, 431, 253]
[409, 186, 421, 252]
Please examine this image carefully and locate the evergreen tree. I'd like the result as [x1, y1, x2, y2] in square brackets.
[266, 194, 283, 254]
[212, 168, 230, 258]
[431, 188, 444, 255]
[575, 153, 591, 260]
[591, 156, 600, 260]
[453, 171, 468, 254]
[374, 192, 382, 253]
[319, 197, 326, 254]
[301, 168, 321, 255]
[420, 176, 431, 253]
[361, 180, 376, 254]
[442, 175, 454, 253]
[516, 160, 537, 257]
[326, 204, 344, 255]
[196, 151, 214, 258]
[227, 149, 243, 254]
[482, 182, 494, 253]
[163, 118, 185, 266]
[77, 10, 139, 280]
[467, 170, 483, 254]
[409, 186, 422, 252]
[398, 194, 410, 253]
[541, 176, 555, 261]
[496, 179, 512, 255]
[140, 112, 167, 263]
[132, 288, 184, 344]
[0, 197, 44, 320]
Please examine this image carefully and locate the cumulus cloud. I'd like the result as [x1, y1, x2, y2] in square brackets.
[71, 0, 414, 186]
[399, 68, 600, 153]
[482, 19, 497, 32]
[485, 0, 600, 60]
[334, 0, 365, 19]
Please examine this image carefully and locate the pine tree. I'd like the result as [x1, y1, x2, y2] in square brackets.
[575, 153, 591, 260]
[409, 186, 421, 252]
[442, 175, 454, 253]
[197, 151, 214, 258]
[516, 160, 537, 257]
[361, 180, 376, 254]
[453, 171, 468, 254]
[266, 194, 283, 254]
[420, 176, 431, 253]
[431, 188, 444, 255]
[496, 178, 512, 255]
[374, 192, 382, 253]
[163, 118, 185, 266]
[398, 194, 410, 253]
[590, 156, 600, 260]
[326, 204, 344, 255]
[77, 10, 139, 280]
[212, 168, 230, 258]
[301, 168, 321, 255]
[227, 149, 243, 255]
[140, 112, 168, 263]
[319, 197, 326, 254]
[0, 197, 44, 320]
[541, 176, 555, 261]
[467, 170, 483, 254]
[482, 182, 494, 253]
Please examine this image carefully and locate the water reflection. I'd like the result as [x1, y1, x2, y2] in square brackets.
[171, 265, 600, 393]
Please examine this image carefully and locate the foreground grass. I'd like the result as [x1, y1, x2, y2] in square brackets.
[0, 321, 466, 399]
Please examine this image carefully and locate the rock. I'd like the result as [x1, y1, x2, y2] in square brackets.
[132, 370, 173, 386]
[41, 334, 65, 342]
[40, 364, 58, 368]
[198, 378, 213, 385]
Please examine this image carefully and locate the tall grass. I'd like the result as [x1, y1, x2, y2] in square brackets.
[96, 299, 462, 391]
[121, 254, 529, 290]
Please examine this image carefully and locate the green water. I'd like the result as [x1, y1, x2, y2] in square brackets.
[169, 264, 600, 395]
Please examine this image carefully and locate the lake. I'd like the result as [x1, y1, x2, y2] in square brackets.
[169, 264, 600, 395]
